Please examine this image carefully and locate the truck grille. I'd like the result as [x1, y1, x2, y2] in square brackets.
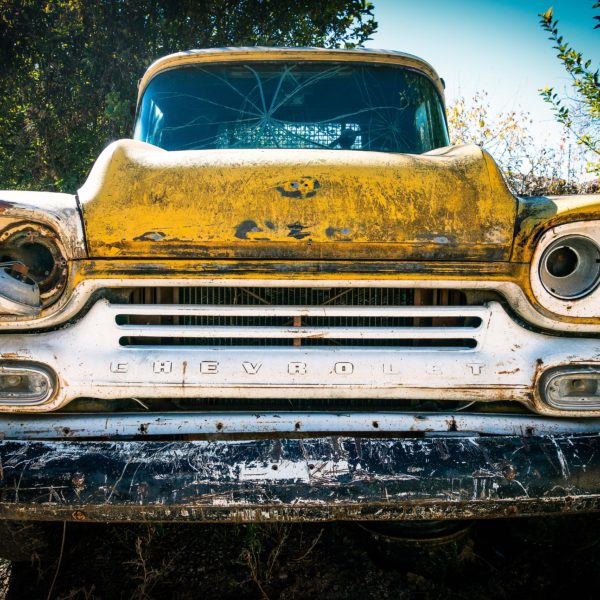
[116, 287, 483, 348]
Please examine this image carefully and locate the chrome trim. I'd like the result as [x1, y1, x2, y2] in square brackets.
[115, 303, 487, 343]
[0, 299, 599, 413]
[0, 265, 41, 316]
[531, 221, 600, 318]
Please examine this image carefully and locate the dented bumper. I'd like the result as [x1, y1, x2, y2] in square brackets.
[1, 416, 600, 522]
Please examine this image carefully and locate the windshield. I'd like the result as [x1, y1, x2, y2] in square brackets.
[134, 62, 449, 153]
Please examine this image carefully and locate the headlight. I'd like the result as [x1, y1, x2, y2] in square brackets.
[530, 221, 600, 319]
[539, 234, 600, 299]
[0, 223, 67, 310]
[0, 264, 40, 315]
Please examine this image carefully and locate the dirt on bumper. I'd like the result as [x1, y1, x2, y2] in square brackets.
[1, 433, 600, 522]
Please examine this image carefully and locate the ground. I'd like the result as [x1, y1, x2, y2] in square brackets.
[2, 515, 600, 599]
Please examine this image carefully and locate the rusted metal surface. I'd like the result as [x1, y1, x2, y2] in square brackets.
[0, 221, 69, 310]
[1, 434, 600, 522]
[513, 194, 600, 263]
[0, 191, 85, 260]
[2, 412, 600, 439]
[4, 262, 600, 333]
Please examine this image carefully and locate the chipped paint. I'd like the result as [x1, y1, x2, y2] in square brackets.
[2, 412, 600, 439]
[276, 176, 320, 199]
[1, 434, 600, 522]
[77, 142, 517, 261]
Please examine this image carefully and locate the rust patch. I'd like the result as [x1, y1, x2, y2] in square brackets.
[0, 200, 13, 213]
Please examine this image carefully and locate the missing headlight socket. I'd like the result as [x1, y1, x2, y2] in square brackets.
[0, 222, 68, 307]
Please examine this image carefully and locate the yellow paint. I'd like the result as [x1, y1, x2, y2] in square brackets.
[513, 194, 600, 262]
[78, 141, 517, 262]
[72, 259, 527, 284]
[69, 46, 600, 327]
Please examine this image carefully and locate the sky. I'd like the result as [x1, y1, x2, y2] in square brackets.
[365, 0, 599, 151]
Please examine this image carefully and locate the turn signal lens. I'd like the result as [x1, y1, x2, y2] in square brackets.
[541, 367, 600, 410]
[0, 363, 55, 405]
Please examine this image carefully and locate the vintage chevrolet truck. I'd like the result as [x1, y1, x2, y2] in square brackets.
[1, 47, 600, 554]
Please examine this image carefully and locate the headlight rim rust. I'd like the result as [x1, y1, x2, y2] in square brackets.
[539, 365, 600, 411]
[0, 222, 69, 308]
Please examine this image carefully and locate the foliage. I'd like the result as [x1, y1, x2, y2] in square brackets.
[447, 91, 598, 196]
[0, 0, 376, 192]
[539, 4, 600, 173]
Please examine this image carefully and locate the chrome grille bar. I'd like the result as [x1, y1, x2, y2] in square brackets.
[113, 304, 485, 318]
[118, 325, 482, 340]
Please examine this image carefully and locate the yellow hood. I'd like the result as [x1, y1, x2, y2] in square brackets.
[78, 140, 517, 261]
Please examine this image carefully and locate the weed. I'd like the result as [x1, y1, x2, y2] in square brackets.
[239, 524, 291, 599]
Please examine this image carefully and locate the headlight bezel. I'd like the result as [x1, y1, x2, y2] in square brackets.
[530, 221, 600, 318]
[0, 221, 68, 310]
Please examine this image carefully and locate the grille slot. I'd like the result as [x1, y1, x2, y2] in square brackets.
[115, 287, 484, 349]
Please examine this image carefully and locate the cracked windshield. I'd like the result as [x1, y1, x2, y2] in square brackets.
[135, 62, 449, 153]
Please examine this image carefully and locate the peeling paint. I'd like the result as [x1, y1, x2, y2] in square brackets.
[287, 222, 311, 240]
[276, 176, 320, 199]
[77, 141, 517, 261]
[0, 434, 599, 522]
[134, 231, 167, 242]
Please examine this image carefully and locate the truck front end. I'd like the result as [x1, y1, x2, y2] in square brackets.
[1, 48, 600, 524]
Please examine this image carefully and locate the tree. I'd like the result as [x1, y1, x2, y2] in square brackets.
[0, 0, 377, 192]
[447, 92, 597, 196]
[539, 4, 600, 173]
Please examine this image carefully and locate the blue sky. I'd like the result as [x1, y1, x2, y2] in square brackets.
[365, 0, 599, 147]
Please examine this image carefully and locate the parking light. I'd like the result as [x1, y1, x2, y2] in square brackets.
[0, 363, 55, 405]
[541, 366, 600, 410]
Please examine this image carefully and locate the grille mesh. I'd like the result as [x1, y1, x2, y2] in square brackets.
[119, 287, 475, 348]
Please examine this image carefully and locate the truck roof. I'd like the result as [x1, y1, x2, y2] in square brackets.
[137, 47, 445, 104]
